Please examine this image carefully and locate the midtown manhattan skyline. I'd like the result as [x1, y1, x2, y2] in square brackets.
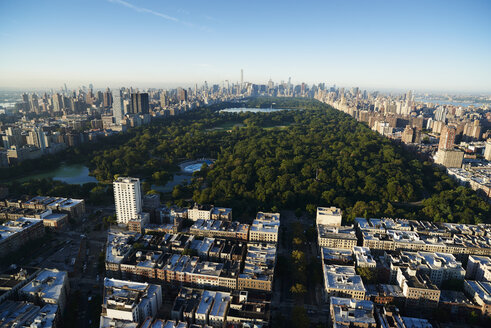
[0, 0, 490, 92]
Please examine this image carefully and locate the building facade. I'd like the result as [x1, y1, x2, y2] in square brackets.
[113, 177, 142, 225]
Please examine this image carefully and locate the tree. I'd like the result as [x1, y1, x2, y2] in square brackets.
[306, 204, 317, 217]
[142, 181, 151, 194]
[6, 97, 489, 225]
[356, 267, 377, 284]
[290, 283, 307, 295]
[291, 250, 306, 264]
[103, 215, 117, 229]
[291, 306, 309, 328]
[293, 237, 303, 247]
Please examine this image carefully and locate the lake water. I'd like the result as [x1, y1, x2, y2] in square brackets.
[182, 159, 214, 173]
[18, 163, 98, 185]
[220, 107, 296, 113]
[151, 159, 214, 192]
[152, 159, 214, 192]
[18, 159, 213, 192]
[151, 174, 191, 193]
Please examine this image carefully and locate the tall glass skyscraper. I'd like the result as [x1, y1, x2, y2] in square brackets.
[130, 92, 149, 114]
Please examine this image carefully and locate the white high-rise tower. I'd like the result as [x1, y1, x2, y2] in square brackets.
[113, 177, 142, 224]
[240, 69, 244, 90]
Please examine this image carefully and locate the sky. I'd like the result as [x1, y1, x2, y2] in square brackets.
[0, 0, 490, 93]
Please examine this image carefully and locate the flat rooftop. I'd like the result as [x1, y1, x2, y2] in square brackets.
[317, 207, 342, 216]
[209, 291, 230, 318]
[114, 177, 140, 183]
[20, 268, 67, 302]
[196, 290, 215, 315]
[318, 224, 357, 239]
[330, 297, 376, 326]
[0, 217, 43, 241]
[324, 265, 366, 292]
[321, 247, 353, 261]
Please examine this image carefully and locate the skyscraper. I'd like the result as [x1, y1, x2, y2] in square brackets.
[103, 88, 112, 108]
[112, 89, 124, 125]
[160, 91, 168, 107]
[52, 93, 63, 112]
[434, 106, 447, 122]
[113, 177, 142, 225]
[29, 94, 39, 113]
[177, 88, 188, 102]
[484, 139, 491, 161]
[439, 125, 456, 150]
[22, 93, 29, 111]
[240, 69, 244, 90]
[406, 90, 413, 106]
[130, 92, 149, 114]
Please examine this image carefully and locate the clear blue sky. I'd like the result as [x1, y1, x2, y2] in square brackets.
[1, 0, 490, 92]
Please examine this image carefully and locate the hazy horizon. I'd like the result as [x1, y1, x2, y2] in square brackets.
[1, 0, 490, 92]
[1, 83, 490, 97]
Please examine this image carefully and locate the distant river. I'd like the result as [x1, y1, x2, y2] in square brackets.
[18, 163, 98, 185]
[415, 98, 485, 107]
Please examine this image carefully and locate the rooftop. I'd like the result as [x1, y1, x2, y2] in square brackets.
[0, 301, 58, 328]
[114, 177, 140, 184]
[0, 217, 43, 241]
[106, 231, 140, 264]
[318, 225, 357, 240]
[353, 247, 376, 266]
[400, 269, 439, 290]
[465, 280, 491, 304]
[439, 290, 473, 304]
[330, 297, 376, 327]
[250, 218, 280, 234]
[317, 206, 342, 216]
[324, 265, 366, 292]
[103, 278, 160, 314]
[19, 268, 67, 302]
[209, 291, 231, 318]
[321, 247, 353, 263]
[196, 290, 216, 315]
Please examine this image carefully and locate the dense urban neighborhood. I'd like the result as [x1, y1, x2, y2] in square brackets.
[0, 82, 490, 327]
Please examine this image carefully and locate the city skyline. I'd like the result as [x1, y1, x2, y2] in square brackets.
[0, 0, 490, 92]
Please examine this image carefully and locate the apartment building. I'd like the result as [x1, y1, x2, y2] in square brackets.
[113, 177, 143, 225]
[100, 278, 162, 326]
[464, 280, 491, 315]
[396, 268, 440, 309]
[188, 204, 214, 221]
[466, 255, 491, 281]
[323, 265, 366, 301]
[316, 206, 342, 226]
[317, 224, 357, 249]
[19, 269, 69, 313]
[353, 246, 377, 268]
[329, 297, 377, 328]
[22, 196, 86, 219]
[0, 301, 58, 328]
[0, 217, 45, 257]
[385, 251, 465, 287]
[238, 243, 276, 292]
[105, 231, 139, 277]
[249, 212, 280, 243]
